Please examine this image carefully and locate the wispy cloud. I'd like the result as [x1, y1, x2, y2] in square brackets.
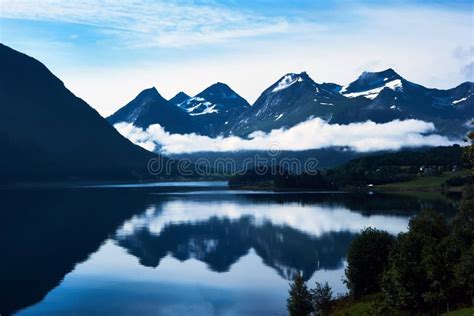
[114, 118, 461, 154]
[454, 46, 474, 81]
[2, 1, 472, 116]
[1, 0, 292, 47]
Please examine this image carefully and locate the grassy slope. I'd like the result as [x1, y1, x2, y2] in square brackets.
[441, 307, 474, 316]
[330, 294, 380, 316]
[330, 295, 474, 316]
[375, 171, 468, 192]
[330, 301, 377, 316]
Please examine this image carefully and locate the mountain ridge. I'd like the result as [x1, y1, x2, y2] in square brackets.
[108, 69, 473, 142]
[107, 87, 200, 134]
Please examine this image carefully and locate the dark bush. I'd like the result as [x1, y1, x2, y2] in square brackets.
[444, 176, 467, 187]
[345, 228, 394, 298]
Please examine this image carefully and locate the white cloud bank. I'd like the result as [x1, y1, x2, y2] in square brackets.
[114, 118, 461, 154]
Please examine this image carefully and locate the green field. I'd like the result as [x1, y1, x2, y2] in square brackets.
[329, 294, 380, 316]
[330, 301, 377, 316]
[441, 307, 474, 316]
[375, 171, 469, 192]
[329, 294, 474, 316]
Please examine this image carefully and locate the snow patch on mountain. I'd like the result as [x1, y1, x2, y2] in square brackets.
[272, 74, 304, 93]
[343, 79, 403, 100]
[193, 103, 218, 116]
[452, 93, 472, 105]
[178, 97, 219, 116]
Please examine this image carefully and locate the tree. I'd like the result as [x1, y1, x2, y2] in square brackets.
[345, 227, 394, 298]
[381, 209, 451, 313]
[448, 168, 474, 306]
[449, 124, 474, 307]
[381, 131, 474, 313]
[287, 274, 313, 316]
[462, 128, 474, 171]
[311, 282, 333, 316]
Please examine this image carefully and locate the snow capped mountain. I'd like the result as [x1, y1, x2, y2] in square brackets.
[336, 69, 473, 136]
[199, 82, 250, 106]
[271, 73, 305, 93]
[169, 91, 190, 105]
[107, 69, 472, 141]
[343, 79, 403, 99]
[108, 82, 250, 137]
[230, 72, 355, 135]
[228, 69, 472, 138]
[107, 87, 199, 134]
[178, 82, 250, 116]
[178, 82, 250, 136]
[341, 68, 404, 100]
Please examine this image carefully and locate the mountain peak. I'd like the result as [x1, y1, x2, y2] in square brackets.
[282, 71, 311, 80]
[298, 71, 311, 79]
[107, 86, 197, 133]
[196, 82, 250, 108]
[359, 68, 401, 81]
[124, 87, 166, 107]
[210, 82, 230, 88]
[381, 68, 399, 76]
[142, 86, 158, 93]
[200, 82, 235, 96]
[271, 72, 312, 93]
[169, 91, 190, 105]
[137, 87, 160, 99]
[341, 68, 404, 99]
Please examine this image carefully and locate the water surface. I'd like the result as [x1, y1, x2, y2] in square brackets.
[0, 183, 458, 315]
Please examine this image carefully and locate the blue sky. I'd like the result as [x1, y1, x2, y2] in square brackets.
[1, 0, 473, 116]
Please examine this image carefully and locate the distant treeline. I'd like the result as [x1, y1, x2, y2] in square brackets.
[228, 145, 467, 189]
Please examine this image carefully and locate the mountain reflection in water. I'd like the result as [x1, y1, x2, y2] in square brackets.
[0, 186, 458, 316]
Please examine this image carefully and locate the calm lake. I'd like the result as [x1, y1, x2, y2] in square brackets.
[0, 182, 459, 316]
